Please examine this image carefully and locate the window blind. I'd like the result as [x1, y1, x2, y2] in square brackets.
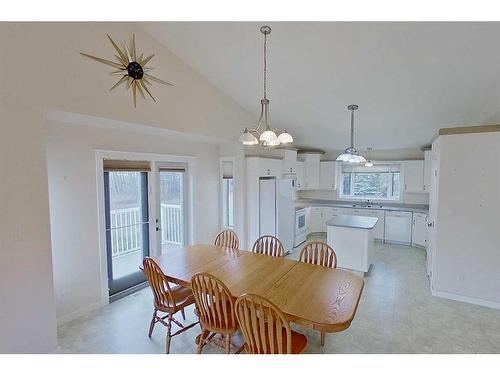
[103, 159, 151, 172]
[222, 161, 234, 179]
[342, 163, 400, 173]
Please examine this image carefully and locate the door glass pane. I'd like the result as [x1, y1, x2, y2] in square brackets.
[222, 177, 234, 228]
[160, 171, 184, 254]
[107, 171, 149, 280]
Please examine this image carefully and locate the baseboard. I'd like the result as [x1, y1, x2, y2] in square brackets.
[56, 301, 104, 326]
[431, 287, 500, 310]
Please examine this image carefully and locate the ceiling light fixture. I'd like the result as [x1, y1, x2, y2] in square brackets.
[238, 26, 293, 147]
[365, 147, 374, 167]
[336, 104, 366, 163]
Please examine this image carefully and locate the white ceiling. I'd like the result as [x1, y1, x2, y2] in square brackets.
[141, 22, 500, 151]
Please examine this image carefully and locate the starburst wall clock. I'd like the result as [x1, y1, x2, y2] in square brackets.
[81, 34, 172, 107]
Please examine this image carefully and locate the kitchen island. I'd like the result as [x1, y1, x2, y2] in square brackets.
[326, 215, 378, 274]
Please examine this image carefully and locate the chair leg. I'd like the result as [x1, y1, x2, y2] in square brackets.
[320, 331, 326, 346]
[225, 334, 232, 354]
[148, 309, 157, 338]
[197, 329, 209, 354]
[165, 314, 173, 354]
[180, 308, 186, 320]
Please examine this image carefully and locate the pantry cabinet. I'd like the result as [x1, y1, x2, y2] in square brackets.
[423, 150, 431, 192]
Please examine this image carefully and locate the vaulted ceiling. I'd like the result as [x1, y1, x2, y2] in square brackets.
[141, 22, 500, 151]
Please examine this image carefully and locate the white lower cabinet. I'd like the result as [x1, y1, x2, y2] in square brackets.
[308, 207, 323, 233]
[302, 205, 426, 248]
[412, 212, 428, 248]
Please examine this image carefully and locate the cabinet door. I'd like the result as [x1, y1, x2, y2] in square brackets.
[309, 208, 323, 232]
[258, 158, 281, 177]
[321, 207, 337, 231]
[361, 209, 385, 240]
[404, 160, 424, 193]
[295, 161, 305, 190]
[423, 151, 431, 192]
[304, 160, 320, 189]
[319, 161, 336, 190]
[412, 213, 428, 247]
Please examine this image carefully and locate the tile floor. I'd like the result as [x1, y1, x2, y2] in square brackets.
[57, 236, 500, 353]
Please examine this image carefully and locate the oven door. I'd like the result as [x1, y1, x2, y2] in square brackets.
[295, 211, 306, 234]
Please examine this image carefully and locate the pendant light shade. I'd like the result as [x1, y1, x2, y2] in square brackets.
[260, 129, 278, 143]
[238, 26, 294, 147]
[277, 131, 293, 144]
[239, 129, 259, 145]
[336, 104, 366, 163]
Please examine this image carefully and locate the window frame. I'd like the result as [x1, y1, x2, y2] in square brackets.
[338, 162, 402, 202]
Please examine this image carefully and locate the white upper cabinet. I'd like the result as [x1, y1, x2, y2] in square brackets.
[403, 160, 425, 193]
[256, 158, 281, 177]
[295, 161, 305, 190]
[282, 149, 298, 175]
[423, 150, 431, 192]
[303, 154, 320, 190]
[319, 161, 337, 190]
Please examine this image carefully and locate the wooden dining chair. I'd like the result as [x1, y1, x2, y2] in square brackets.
[235, 294, 308, 354]
[299, 241, 337, 346]
[252, 235, 284, 257]
[299, 241, 337, 268]
[142, 257, 199, 354]
[190, 272, 242, 354]
[214, 229, 239, 251]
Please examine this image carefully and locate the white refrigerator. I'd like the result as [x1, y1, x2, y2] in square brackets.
[259, 177, 296, 254]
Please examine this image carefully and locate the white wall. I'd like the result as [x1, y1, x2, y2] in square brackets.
[46, 116, 223, 324]
[219, 143, 247, 247]
[0, 22, 252, 352]
[432, 132, 500, 307]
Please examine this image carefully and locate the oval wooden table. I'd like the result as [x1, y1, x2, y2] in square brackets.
[154, 245, 364, 337]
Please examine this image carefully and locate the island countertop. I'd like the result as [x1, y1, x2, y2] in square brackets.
[325, 214, 379, 230]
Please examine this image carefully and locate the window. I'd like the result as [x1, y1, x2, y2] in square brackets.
[220, 159, 235, 229]
[340, 164, 401, 200]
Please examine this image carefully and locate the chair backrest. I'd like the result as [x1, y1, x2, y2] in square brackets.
[214, 229, 239, 250]
[142, 257, 176, 310]
[235, 294, 292, 354]
[299, 241, 337, 268]
[190, 272, 237, 333]
[252, 235, 284, 257]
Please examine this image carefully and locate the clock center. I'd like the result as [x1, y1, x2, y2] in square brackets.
[127, 61, 144, 80]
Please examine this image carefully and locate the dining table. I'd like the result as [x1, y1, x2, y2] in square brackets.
[154, 244, 364, 334]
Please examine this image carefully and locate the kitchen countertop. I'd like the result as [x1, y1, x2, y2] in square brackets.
[325, 214, 379, 229]
[295, 199, 429, 214]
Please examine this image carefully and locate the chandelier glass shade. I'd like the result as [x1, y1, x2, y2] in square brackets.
[336, 104, 366, 163]
[239, 26, 293, 147]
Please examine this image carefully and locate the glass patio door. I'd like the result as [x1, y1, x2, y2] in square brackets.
[104, 168, 150, 297]
[158, 167, 187, 254]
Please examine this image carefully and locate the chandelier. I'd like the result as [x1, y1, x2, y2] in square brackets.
[239, 26, 293, 147]
[336, 105, 367, 163]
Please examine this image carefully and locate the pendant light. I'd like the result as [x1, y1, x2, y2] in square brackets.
[336, 104, 366, 163]
[239, 26, 293, 147]
[365, 147, 374, 167]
